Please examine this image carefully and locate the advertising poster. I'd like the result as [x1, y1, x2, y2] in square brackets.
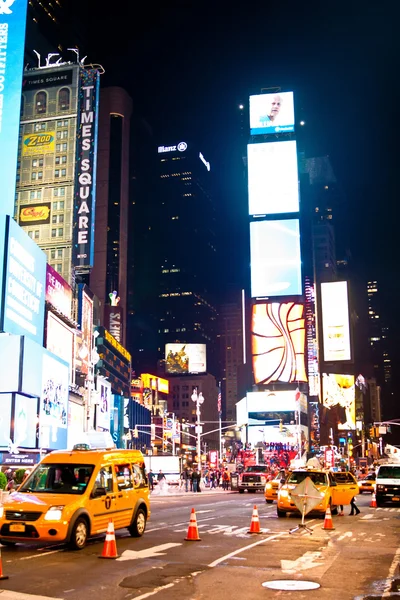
[1, 215, 46, 345]
[0, 394, 12, 447]
[165, 343, 207, 374]
[14, 394, 38, 448]
[322, 373, 356, 431]
[0, 0, 28, 216]
[22, 132, 55, 156]
[250, 91, 295, 135]
[250, 219, 302, 298]
[321, 281, 351, 362]
[45, 264, 72, 318]
[251, 302, 307, 385]
[19, 203, 51, 226]
[247, 141, 299, 215]
[39, 351, 69, 450]
[96, 378, 111, 431]
[46, 312, 74, 381]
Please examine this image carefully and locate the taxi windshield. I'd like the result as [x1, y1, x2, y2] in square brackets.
[20, 464, 95, 494]
[287, 471, 328, 486]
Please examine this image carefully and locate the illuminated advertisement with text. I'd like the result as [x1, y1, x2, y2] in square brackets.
[321, 281, 351, 362]
[250, 91, 295, 135]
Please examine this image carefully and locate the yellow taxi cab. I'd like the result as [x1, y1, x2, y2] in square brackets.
[0, 444, 150, 550]
[357, 472, 376, 494]
[265, 470, 287, 504]
[277, 468, 359, 518]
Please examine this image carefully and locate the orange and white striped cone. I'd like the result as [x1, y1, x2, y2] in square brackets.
[370, 492, 377, 508]
[184, 508, 201, 541]
[322, 506, 335, 530]
[0, 545, 9, 580]
[247, 505, 262, 534]
[99, 519, 119, 558]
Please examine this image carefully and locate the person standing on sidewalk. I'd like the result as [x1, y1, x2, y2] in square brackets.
[222, 468, 230, 490]
[191, 468, 199, 493]
[148, 469, 154, 491]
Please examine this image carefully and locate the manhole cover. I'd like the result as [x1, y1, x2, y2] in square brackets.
[262, 580, 320, 591]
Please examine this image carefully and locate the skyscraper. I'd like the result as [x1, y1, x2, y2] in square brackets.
[367, 281, 392, 387]
[132, 140, 219, 376]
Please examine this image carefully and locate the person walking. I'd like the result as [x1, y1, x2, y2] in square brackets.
[148, 469, 154, 491]
[191, 468, 199, 493]
[157, 470, 166, 483]
[181, 468, 189, 492]
[222, 468, 230, 491]
[349, 496, 360, 515]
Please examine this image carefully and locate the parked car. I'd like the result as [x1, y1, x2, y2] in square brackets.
[265, 470, 286, 504]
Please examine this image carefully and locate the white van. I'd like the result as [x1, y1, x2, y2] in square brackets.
[375, 464, 400, 506]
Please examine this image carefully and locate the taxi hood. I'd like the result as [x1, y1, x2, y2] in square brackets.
[3, 491, 84, 509]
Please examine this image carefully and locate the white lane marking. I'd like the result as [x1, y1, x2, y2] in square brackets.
[12, 549, 62, 562]
[117, 543, 182, 562]
[0, 593, 64, 599]
[282, 551, 325, 573]
[208, 531, 287, 568]
[382, 546, 400, 598]
[337, 531, 353, 541]
[195, 510, 214, 514]
[361, 514, 375, 520]
[132, 582, 175, 600]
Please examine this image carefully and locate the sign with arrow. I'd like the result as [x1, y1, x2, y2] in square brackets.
[116, 542, 182, 562]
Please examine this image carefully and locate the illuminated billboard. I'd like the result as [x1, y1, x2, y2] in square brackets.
[39, 350, 69, 450]
[46, 264, 72, 319]
[46, 312, 74, 382]
[249, 91, 295, 136]
[96, 377, 111, 432]
[246, 390, 307, 413]
[252, 302, 307, 384]
[250, 219, 302, 298]
[247, 141, 299, 216]
[165, 343, 207, 374]
[321, 281, 351, 362]
[141, 374, 169, 395]
[19, 203, 51, 226]
[72, 68, 100, 271]
[322, 373, 355, 430]
[1, 215, 46, 345]
[22, 132, 55, 156]
[0, 0, 28, 216]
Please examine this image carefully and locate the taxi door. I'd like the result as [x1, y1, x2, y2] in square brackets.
[331, 472, 358, 507]
[89, 465, 118, 534]
[112, 462, 135, 530]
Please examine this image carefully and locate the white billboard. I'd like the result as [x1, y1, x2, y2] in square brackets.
[250, 219, 302, 298]
[321, 281, 351, 362]
[165, 343, 207, 374]
[247, 141, 299, 215]
[249, 91, 295, 136]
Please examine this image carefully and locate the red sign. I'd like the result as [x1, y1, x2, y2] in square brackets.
[324, 448, 335, 468]
[45, 264, 72, 318]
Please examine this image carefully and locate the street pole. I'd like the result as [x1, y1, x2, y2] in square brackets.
[191, 388, 204, 475]
[172, 414, 176, 456]
[219, 412, 222, 466]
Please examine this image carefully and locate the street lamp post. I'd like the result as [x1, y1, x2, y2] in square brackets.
[191, 388, 204, 474]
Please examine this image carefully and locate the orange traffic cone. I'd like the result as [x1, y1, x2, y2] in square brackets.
[247, 505, 262, 534]
[322, 506, 335, 530]
[184, 508, 201, 541]
[0, 546, 9, 580]
[370, 492, 377, 508]
[99, 519, 119, 558]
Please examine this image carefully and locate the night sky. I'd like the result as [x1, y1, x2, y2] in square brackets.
[86, 1, 399, 411]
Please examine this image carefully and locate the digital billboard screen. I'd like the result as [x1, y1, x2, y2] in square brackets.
[250, 219, 302, 298]
[165, 343, 207, 374]
[247, 141, 299, 216]
[322, 373, 355, 430]
[249, 91, 295, 136]
[39, 350, 69, 450]
[321, 281, 351, 362]
[1, 215, 46, 345]
[252, 302, 307, 385]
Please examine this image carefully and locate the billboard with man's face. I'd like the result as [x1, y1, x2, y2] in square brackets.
[250, 91, 295, 136]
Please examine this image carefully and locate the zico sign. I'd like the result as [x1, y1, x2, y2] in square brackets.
[72, 68, 100, 270]
[19, 203, 51, 225]
[22, 132, 55, 156]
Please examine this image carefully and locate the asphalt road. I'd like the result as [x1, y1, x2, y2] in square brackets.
[0, 489, 400, 600]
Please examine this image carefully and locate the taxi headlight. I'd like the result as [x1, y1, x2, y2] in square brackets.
[44, 506, 65, 521]
[265, 483, 272, 490]
[0, 505, 3, 518]
[280, 489, 289, 497]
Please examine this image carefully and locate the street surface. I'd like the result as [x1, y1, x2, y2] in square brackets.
[0, 489, 400, 600]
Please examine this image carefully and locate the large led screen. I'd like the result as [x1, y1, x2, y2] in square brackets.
[250, 91, 295, 136]
[322, 373, 355, 430]
[1, 215, 46, 345]
[321, 281, 351, 362]
[39, 350, 69, 450]
[252, 302, 307, 385]
[250, 219, 302, 298]
[247, 141, 299, 215]
[165, 343, 206, 374]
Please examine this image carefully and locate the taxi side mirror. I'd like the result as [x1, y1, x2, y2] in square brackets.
[91, 486, 107, 498]
[331, 481, 337, 487]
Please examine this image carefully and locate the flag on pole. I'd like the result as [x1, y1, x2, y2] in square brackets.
[218, 383, 222, 415]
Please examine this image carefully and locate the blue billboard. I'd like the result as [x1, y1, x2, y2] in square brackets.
[1, 215, 46, 345]
[250, 219, 302, 298]
[250, 92, 295, 136]
[0, 0, 28, 216]
[39, 349, 69, 450]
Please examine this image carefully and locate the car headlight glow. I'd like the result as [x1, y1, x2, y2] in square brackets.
[279, 489, 289, 497]
[44, 506, 65, 521]
[0, 505, 3, 518]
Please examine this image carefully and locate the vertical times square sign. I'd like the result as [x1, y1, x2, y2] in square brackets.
[72, 68, 100, 270]
[0, 0, 28, 216]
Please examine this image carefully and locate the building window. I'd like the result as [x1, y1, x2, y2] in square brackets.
[52, 214, 64, 224]
[56, 143, 68, 152]
[56, 264, 62, 272]
[53, 188, 65, 198]
[20, 95, 25, 116]
[55, 155, 67, 165]
[35, 91, 47, 115]
[54, 169, 66, 178]
[58, 88, 70, 111]
[34, 122, 46, 132]
[56, 130, 68, 140]
[30, 190, 42, 200]
[31, 171, 43, 181]
[51, 249, 63, 260]
[56, 120, 69, 127]
[34, 230, 39, 240]
[32, 158, 43, 168]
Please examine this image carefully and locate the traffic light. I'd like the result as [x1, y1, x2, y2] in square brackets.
[133, 428, 139, 438]
[348, 438, 353, 457]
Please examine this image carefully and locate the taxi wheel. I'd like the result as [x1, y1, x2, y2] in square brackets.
[266, 500, 273, 504]
[128, 508, 146, 537]
[277, 508, 286, 518]
[69, 517, 88, 550]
